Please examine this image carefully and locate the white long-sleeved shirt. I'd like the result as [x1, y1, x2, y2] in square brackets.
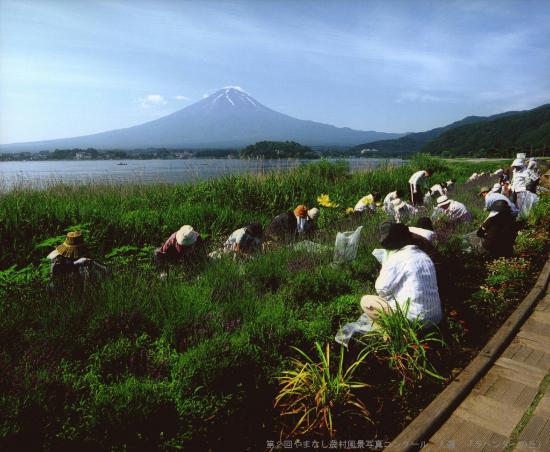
[383, 191, 399, 213]
[430, 184, 446, 197]
[432, 200, 472, 223]
[528, 166, 540, 182]
[375, 245, 442, 324]
[484, 192, 518, 215]
[409, 226, 436, 243]
[511, 167, 529, 192]
[409, 171, 427, 192]
[394, 202, 418, 223]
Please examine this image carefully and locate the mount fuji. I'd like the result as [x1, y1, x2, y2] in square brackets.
[2, 87, 403, 151]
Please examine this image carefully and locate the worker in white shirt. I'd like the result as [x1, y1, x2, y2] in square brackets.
[382, 189, 404, 215]
[527, 158, 540, 193]
[510, 158, 529, 203]
[391, 198, 418, 224]
[360, 221, 442, 326]
[353, 192, 381, 214]
[408, 168, 433, 205]
[430, 182, 447, 197]
[409, 217, 436, 243]
[432, 195, 472, 223]
[478, 186, 518, 216]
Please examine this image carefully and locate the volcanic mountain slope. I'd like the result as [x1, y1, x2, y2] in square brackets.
[2, 88, 403, 151]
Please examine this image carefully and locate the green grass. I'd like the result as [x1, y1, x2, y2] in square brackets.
[1, 155, 534, 449]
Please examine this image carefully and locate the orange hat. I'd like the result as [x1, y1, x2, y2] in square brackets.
[294, 205, 308, 218]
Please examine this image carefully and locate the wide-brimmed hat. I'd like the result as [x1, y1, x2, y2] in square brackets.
[175, 225, 198, 246]
[511, 158, 524, 167]
[379, 221, 412, 250]
[478, 186, 491, 196]
[49, 231, 88, 259]
[391, 198, 406, 210]
[294, 205, 308, 218]
[436, 195, 451, 207]
[307, 207, 320, 220]
[491, 183, 501, 193]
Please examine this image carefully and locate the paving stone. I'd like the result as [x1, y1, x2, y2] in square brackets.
[454, 394, 523, 437]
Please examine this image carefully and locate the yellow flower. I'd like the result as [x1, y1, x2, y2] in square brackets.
[346, 207, 354, 214]
[317, 193, 339, 208]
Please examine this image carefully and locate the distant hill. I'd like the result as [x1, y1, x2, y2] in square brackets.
[240, 141, 318, 159]
[422, 104, 550, 157]
[355, 109, 528, 155]
[0, 88, 403, 152]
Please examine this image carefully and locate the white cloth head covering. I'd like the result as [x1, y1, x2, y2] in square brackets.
[491, 182, 501, 193]
[175, 225, 198, 246]
[307, 207, 320, 220]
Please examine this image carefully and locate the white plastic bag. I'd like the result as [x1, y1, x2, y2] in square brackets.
[517, 191, 539, 219]
[333, 226, 363, 264]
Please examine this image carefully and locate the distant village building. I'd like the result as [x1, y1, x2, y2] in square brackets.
[360, 148, 380, 154]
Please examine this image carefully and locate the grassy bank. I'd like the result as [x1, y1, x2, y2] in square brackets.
[1, 155, 547, 450]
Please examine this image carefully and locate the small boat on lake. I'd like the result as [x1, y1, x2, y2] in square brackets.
[117, 162, 128, 165]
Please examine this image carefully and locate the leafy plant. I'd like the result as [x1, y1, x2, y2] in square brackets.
[104, 245, 155, 268]
[469, 257, 530, 321]
[274, 342, 370, 438]
[357, 300, 446, 395]
[515, 229, 549, 256]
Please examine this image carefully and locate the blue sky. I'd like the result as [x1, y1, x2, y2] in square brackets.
[1, 0, 549, 144]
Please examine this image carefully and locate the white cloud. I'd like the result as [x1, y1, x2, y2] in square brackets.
[202, 93, 209, 99]
[139, 94, 167, 108]
[175, 95, 189, 100]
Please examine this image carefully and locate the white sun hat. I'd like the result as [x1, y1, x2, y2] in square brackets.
[436, 195, 451, 207]
[175, 225, 198, 246]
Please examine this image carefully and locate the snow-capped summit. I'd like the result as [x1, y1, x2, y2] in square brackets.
[2, 88, 403, 151]
[199, 87, 262, 111]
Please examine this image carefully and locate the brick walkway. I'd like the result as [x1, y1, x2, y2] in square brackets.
[423, 288, 550, 451]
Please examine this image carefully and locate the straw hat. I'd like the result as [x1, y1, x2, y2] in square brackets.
[391, 198, 406, 210]
[478, 186, 491, 196]
[175, 225, 198, 246]
[49, 231, 88, 259]
[436, 195, 451, 207]
[307, 207, 320, 220]
[294, 205, 308, 218]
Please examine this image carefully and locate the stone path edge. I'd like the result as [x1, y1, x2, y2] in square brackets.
[385, 257, 550, 452]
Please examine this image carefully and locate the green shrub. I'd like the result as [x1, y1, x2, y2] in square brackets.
[468, 257, 530, 322]
[282, 266, 357, 307]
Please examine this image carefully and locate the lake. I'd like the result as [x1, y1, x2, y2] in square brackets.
[0, 158, 404, 189]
